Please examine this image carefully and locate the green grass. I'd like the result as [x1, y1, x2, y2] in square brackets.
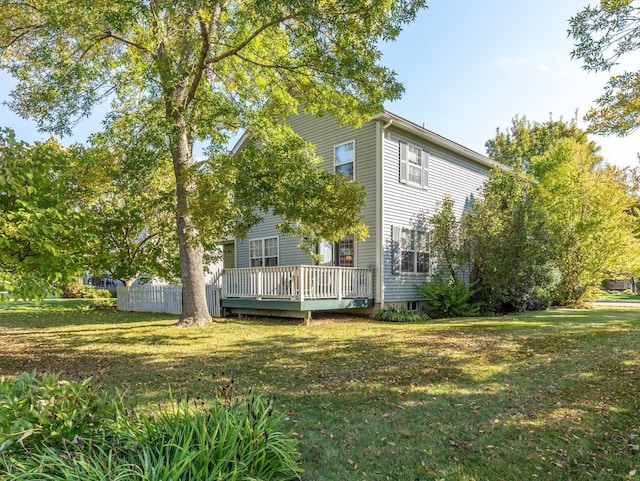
[1, 300, 640, 480]
[598, 291, 640, 302]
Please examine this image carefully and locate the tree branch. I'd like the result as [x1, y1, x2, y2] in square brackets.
[103, 30, 152, 56]
[206, 14, 294, 65]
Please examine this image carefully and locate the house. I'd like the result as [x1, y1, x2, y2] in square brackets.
[219, 111, 505, 319]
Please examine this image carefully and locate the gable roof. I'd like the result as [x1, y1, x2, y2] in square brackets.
[374, 110, 505, 171]
[232, 110, 507, 171]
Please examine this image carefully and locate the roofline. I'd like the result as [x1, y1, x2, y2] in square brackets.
[231, 110, 509, 172]
[231, 131, 250, 155]
[373, 111, 507, 171]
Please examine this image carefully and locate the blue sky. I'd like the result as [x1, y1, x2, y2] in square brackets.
[382, 0, 640, 168]
[1, 0, 638, 168]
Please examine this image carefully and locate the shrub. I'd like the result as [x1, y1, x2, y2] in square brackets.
[0, 371, 118, 454]
[0, 373, 302, 481]
[375, 306, 427, 323]
[418, 276, 479, 319]
[87, 298, 117, 310]
[94, 289, 112, 299]
[121, 395, 301, 481]
[61, 277, 84, 298]
[80, 284, 97, 298]
[512, 287, 551, 312]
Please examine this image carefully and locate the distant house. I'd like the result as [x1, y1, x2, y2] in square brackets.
[219, 111, 505, 318]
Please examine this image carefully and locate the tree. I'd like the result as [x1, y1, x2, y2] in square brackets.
[0, 0, 426, 325]
[485, 115, 598, 171]
[569, 1, 640, 135]
[0, 129, 83, 299]
[427, 195, 463, 282]
[461, 168, 552, 314]
[78, 136, 180, 287]
[532, 140, 637, 303]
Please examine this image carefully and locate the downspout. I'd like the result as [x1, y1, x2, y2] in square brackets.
[376, 118, 393, 309]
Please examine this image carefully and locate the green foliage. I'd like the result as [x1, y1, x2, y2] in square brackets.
[0, 372, 116, 454]
[0, 0, 428, 322]
[480, 117, 638, 308]
[0, 373, 301, 481]
[418, 275, 479, 319]
[485, 115, 597, 171]
[427, 196, 464, 281]
[375, 306, 427, 323]
[120, 395, 301, 481]
[463, 168, 553, 314]
[86, 298, 117, 311]
[212, 128, 369, 254]
[0, 129, 84, 300]
[569, 1, 640, 135]
[78, 137, 181, 286]
[79, 285, 112, 300]
[531, 139, 637, 304]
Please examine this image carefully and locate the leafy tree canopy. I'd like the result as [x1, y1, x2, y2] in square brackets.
[78, 134, 180, 287]
[531, 139, 637, 303]
[0, 0, 426, 323]
[462, 168, 552, 314]
[0, 129, 84, 299]
[485, 115, 599, 170]
[569, 0, 640, 135]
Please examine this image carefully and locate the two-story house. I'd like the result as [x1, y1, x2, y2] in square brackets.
[219, 111, 504, 319]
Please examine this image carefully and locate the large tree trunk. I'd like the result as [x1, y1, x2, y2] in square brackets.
[171, 121, 212, 327]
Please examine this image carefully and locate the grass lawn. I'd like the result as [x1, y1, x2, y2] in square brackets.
[1, 301, 639, 480]
[598, 291, 640, 302]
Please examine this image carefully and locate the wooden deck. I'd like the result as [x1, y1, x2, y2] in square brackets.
[221, 265, 374, 317]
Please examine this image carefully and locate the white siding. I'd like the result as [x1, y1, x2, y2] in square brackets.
[381, 126, 490, 302]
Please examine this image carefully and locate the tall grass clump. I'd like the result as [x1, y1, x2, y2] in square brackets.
[0, 372, 301, 481]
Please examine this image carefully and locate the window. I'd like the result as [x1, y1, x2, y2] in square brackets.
[335, 141, 355, 181]
[249, 237, 279, 267]
[407, 301, 420, 312]
[399, 141, 428, 189]
[334, 234, 355, 267]
[394, 227, 431, 274]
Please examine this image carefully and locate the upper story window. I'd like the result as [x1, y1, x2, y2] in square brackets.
[249, 237, 279, 267]
[335, 140, 355, 181]
[399, 141, 429, 189]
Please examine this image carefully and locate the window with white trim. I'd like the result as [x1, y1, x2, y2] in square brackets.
[335, 141, 355, 181]
[399, 141, 429, 189]
[396, 227, 431, 274]
[334, 234, 355, 267]
[249, 237, 279, 267]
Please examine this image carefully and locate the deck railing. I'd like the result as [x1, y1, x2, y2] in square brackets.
[222, 266, 373, 301]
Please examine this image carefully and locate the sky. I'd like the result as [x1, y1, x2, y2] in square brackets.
[382, 0, 640, 168]
[0, 0, 638, 168]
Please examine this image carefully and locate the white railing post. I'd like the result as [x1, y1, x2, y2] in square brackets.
[256, 270, 263, 299]
[336, 268, 343, 300]
[299, 266, 305, 302]
[221, 271, 227, 299]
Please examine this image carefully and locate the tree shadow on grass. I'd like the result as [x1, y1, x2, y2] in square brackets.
[1, 307, 639, 480]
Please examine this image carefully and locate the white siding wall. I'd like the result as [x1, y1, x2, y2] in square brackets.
[236, 114, 378, 271]
[381, 126, 490, 302]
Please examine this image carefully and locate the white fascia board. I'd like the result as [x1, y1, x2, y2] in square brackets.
[231, 131, 250, 155]
[372, 111, 509, 172]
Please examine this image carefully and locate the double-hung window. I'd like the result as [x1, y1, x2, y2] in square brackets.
[399, 141, 429, 189]
[395, 227, 431, 274]
[335, 141, 355, 181]
[249, 237, 279, 267]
